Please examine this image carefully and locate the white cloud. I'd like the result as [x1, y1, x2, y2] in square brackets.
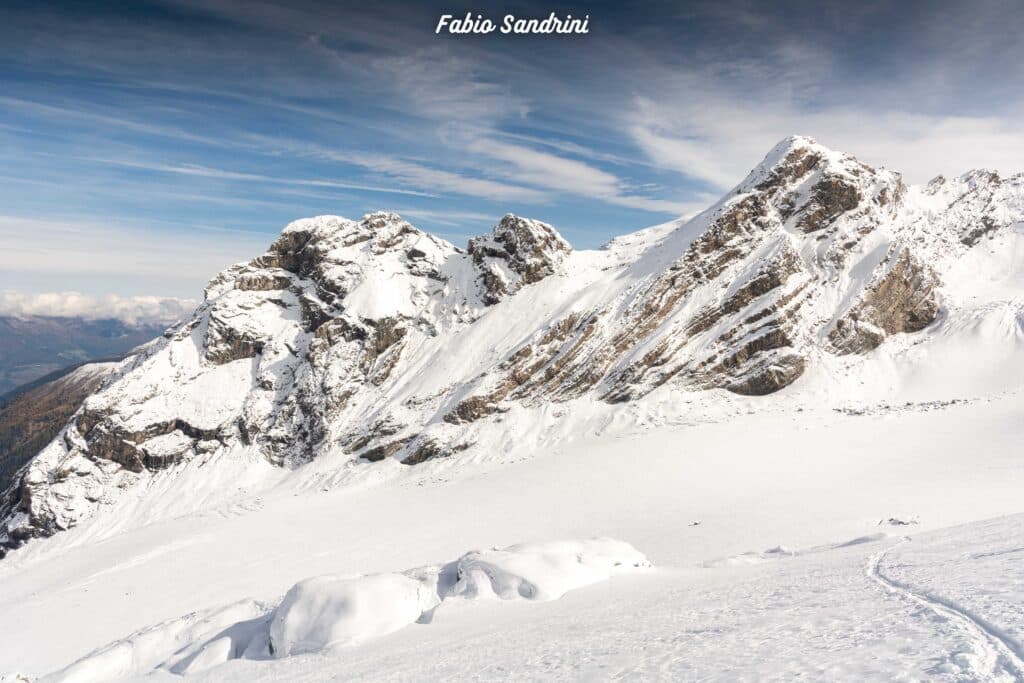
[394, 208, 497, 229]
[346, 153, 548, 203]
[626, 65, 1024, 191]
[230, 134, 552, 204]
[470, 138, 693, 214]
[629, 104, 746, 190]
[0, 290, 196, 325]
[79, 157, 438, 198]
[371, 47, 529, 130]
[472, 139, 620, 193]
[492, 131, 660, 169]
[0, 215, 270, 299]
[289, 46, 690, 215]
[249, 133, 691, 214]
[0, 96, 234, 149]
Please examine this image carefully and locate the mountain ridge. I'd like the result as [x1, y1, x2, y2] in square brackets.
[3, 135, 1023, 554]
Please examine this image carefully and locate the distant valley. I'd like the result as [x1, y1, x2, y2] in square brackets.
[0, 316, 165, 394]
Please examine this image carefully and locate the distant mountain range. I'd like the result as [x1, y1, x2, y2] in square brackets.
[0, 316, 166, 394]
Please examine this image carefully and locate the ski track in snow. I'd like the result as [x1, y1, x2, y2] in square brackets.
[867, 538, 1024, 682]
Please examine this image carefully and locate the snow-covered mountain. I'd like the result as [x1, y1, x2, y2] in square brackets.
[3, 135, 1024, 553]
[0, 361, 118, 494]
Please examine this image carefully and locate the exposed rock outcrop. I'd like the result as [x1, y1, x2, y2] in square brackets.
[468, 214, 571, 304]
[797, 176, 863, 233]
[830, 248, 940, 354]
[400, 437, 471, 466]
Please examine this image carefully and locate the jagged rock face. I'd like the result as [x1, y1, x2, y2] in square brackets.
[0, 211, 571, 548]
[829, 248, 941, 354]
[915, 170, 1024, 247]
[400, 437, 472, 466]
[5, 137, 1024, 551]
[796, 177, 863, 233]
[446, 137, 909, 410]
[468, 214, 572, 304]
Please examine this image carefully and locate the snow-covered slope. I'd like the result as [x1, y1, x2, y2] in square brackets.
[3, 396, 1023, 681]
[3, 135, 1024, 554]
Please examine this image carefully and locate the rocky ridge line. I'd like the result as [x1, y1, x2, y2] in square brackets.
[3, 135, 1023, 552]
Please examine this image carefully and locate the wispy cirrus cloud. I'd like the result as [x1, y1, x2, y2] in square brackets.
[468, 138, 691, 214]
[392, 207, 498, 231]
[239, 135, 550, 203]
[76, 157, 439, 198]
[370, 47, 530, 131]
[0, 96, 238, 149]
[3, 0, 1024, 305]
[343, 152, 548, 203]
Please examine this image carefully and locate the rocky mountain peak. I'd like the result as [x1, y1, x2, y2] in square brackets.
[264, 211, 447, 276]
[908, 167, 1024, 247]
[467, 214, 572, 305]
[738, 135, 829, 190]
[704, 137, 907, 293]
[753, 134, 895, 184]
[4, 139, 1024, 553]
[223, 212, 457, 321]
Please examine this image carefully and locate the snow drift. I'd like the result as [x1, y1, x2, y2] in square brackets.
[42, 538, 650, 681]
[269, 573, 435, 656]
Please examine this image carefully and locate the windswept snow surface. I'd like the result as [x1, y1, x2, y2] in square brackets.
[1, 394, 1023, 680]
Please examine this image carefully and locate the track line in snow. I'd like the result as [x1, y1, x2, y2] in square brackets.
[867, 538, 1024, 682]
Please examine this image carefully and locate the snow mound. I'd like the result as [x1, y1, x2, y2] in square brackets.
[43, 538, 649, 681]
[452, 538, 651, 601]
[269, 573, 437, 656]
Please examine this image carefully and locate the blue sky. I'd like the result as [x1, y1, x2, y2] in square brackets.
[1, 0, 1023, 310]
